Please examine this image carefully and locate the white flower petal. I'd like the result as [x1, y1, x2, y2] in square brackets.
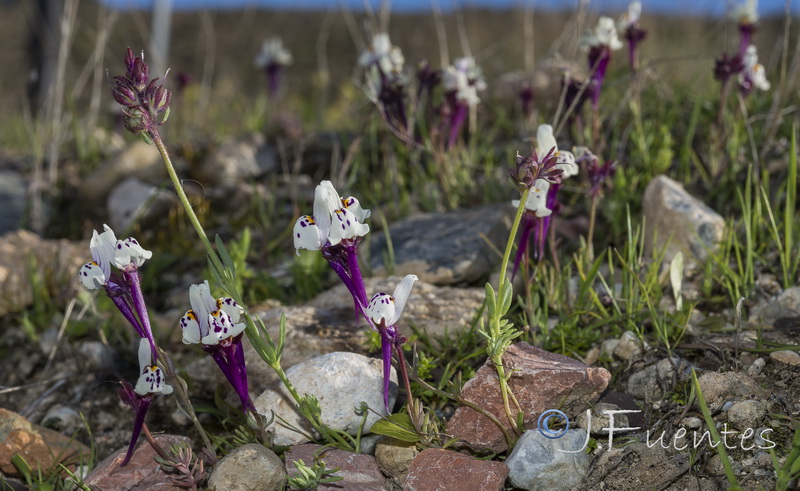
[366, 292, 395, 326]
[328, 208, 370, 246]
[255, 37, 292, 67]
[293, 215, 325, 255]
[389, 274, 417, 325]
[180, 310, 202, 344]
[78, 261, 106, 290]
[341, 196, 371, 222]
[90, 225, 118, 281]
[314, 181, 341, 241]
[137, 337, 151, 372]
[536, 124, 559, 157]
[525, 179, 553, 218]
[201, 310, 239, 345]
[188, 281, 216, 336]
[217, 297, 242, 324]
[113, 237, 152, 269]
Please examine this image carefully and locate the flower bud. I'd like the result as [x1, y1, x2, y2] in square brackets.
[131, 57, 150, 92]
[112, 79, 137, 107]
[123, 107, 147, 135]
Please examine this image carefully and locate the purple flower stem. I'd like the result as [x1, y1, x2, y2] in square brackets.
[448, 103, 468, 149]
[512, 214, 535, 280]
[107, 290, 144, 338]
[266, 64, 281, 99]
[380, 326, 395, 412]
[345, 245, 368, 307]
[121, 396, 151, 466]
[124, 268, 158, 362]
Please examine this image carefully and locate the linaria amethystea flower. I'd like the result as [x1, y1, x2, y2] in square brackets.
[581, 17, 622, 110]
[255, 37, 293, 98]
[78, 225, 158, 361]
[618, 1, 647, 71]
[294, 180, 371, 315]
[442, 57, 486, 147]
[739, 45, 770, 95]
[578, 146, 617, 198]
[359, 33, 409, 132]
[364, 274, 418, 411]
[119, 338, 173, 466]
[180, 281, 253, 412]
[112, 48, 172, 139]
[731, 0, 759, 55]
[512, 125, 577, 274]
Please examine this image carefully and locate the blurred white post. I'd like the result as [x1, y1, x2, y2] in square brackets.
[150, 0, 172, 79]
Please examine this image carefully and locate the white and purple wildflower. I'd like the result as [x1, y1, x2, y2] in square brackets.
[618, 1, 647, 71]
[739, 45, 770, 95]
[119, 338, 173, 466]
[359, 33, 409, 133]
[731, 0, 758, 55]
[512, 125, 577, 275]
[78, 224, 158, 361]
[580, 17, 623, 110]
[442, 56, 486, 148]
[255, 37, 293, 98]
[294, 181, 371, 312]
[180, 281, 253, 412]
[364, 274, 418, 412]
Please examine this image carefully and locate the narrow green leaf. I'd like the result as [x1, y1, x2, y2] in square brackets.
[369, 414, 420, 443]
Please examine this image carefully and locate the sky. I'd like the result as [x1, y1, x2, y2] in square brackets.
[99, 0, 799, 16]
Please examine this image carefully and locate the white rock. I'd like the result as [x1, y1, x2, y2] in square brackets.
[254, 352, 397, 446]
[769, 350, 800, 367]
[207, 443, 285, 491]
[613, 331, 648, 361]
[107, 177, 177, 231]
[643, 175, 725, 269]
[506, 429, 590, 491]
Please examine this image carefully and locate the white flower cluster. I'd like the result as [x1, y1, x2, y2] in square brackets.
[443, 57, 487, 106]
[78, 225, 152, 291]
[581, 16, 624, 51]
[255, 37, 293, 68]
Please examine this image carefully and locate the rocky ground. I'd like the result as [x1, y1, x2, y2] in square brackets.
[0, 135, 799, 490]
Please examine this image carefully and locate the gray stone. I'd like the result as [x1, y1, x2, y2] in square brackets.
[369, 204, 512, 285]
[576, 403, 629, 436]
[0, 170, 26, 235]
[194, 133, 276, 194]
[77, 341, 116, 373]
[627, 357, 692, 400]
[254, 352, 396, 446]
[107, 177, 177, 232]
[80, 141, 165, 206]
[749, 287, 800, 326]
[307, 276, 485, 338]
[0, 231, 87, 317]
[374, 437, 420, 479]
[505, 429, 590, 491]
[643, 175, 725, 268]
[682, 416, 703, 430]
[769, 350, 800, 366]
[727, 400, 767, 429]
[696, 372, 768, 412]
[207, 443, 285, 491]
[40, 406, 82, 435]
[747, 357, 766, 377]
[613, 331, 649, 361]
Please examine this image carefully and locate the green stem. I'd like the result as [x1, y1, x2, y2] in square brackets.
[152, 131, 223, 274]
[499, 188, 531, 281]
